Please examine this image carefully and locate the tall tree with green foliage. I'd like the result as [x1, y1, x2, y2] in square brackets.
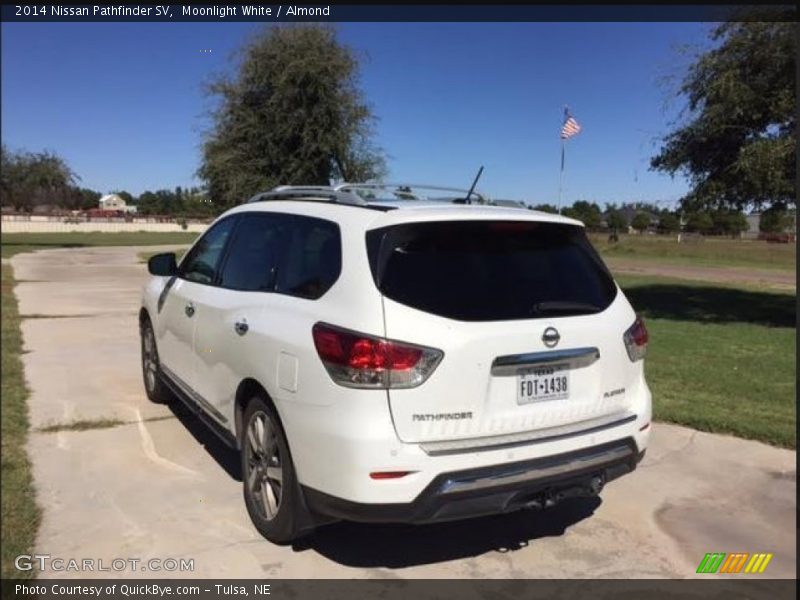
[606, 209, 628, 231]
[651, 19, 795, 210]
[685, 211, 714, 233]
[759, 206, 792, 233]
[631, 212, 652, 232]
[0, 145, 79, 211]
[199, 25, 386, 209]
[74, 188, 102, 210]
[710, 209, 749, 236]
[563, 200, 602, 229]
[531, 203, 559, 214]
[657, 212, 681, 233]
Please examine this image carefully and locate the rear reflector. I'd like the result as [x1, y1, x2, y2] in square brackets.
[312, 322, 443, 389]
[369, 471, 413, 480]
[623, 317, 648, 362]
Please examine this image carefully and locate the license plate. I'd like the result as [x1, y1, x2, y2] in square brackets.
[517, 363, 570, 404]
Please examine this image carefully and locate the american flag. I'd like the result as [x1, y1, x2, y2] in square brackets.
[560, 108, 582, 139]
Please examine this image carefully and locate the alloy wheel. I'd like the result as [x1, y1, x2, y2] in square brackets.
[142, 325, 158, 393]
[245, 411, 283, 521]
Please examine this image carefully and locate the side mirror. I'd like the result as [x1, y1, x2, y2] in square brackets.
[148, 252, 177, 276]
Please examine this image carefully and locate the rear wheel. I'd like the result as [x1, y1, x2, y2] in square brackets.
[241, 395, 307, 544]
[140, 317, 170, 404]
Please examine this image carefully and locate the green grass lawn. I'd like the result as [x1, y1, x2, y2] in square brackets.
[1, 264, 40, 578]
[618, 274, 796, 448]
[1, 231, 199, 259]
[591, 233, 796, 272]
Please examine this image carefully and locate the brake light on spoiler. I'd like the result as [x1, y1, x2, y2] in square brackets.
[312, 322, 443, 389]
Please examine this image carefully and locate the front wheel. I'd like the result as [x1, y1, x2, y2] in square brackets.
[140, 317, 170, 404]
[241, 395, 308, 544]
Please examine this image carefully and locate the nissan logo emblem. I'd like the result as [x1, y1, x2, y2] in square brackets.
[542, 327, 560, 348]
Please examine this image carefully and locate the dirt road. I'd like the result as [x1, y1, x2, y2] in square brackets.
[9, 247, 796, 579]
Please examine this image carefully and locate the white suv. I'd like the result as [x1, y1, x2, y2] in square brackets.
[140, 184, 652, 543]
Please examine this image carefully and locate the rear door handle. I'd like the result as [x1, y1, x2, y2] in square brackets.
[185, 302, 195, 317]
[234, 320, 249, 336]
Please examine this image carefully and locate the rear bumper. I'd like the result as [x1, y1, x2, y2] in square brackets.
[302, 437, 643, 524]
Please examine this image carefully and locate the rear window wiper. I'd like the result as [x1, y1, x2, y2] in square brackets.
[530, 301, 603, 315]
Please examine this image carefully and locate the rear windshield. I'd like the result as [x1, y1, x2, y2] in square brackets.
[366, 220, 617, 321]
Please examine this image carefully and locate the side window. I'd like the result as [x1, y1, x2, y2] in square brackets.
[218, 213, 288, 291]
[275, 216, 341, 300]
[179, 217, 237, 285]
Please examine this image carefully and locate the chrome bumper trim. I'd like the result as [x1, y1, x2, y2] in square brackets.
[420, 411, 637, 456]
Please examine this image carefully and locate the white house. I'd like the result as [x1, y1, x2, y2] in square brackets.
[98, 194, 137, 213]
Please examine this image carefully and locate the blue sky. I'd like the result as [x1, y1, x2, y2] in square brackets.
[1, 21, 713, 207]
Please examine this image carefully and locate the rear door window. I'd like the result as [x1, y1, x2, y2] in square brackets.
[274, 215, 342, 300]
[217, 212, 341, 299]
[366, 220, 617, 321]
[218, 213, 288, 291]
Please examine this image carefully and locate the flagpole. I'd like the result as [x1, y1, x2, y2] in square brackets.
[558, 104, 568, 215]
[558, 138, 565, 214]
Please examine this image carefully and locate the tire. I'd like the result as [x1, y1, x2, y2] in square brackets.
[140, 317, 171, 404]
[241, 395, 307, 544]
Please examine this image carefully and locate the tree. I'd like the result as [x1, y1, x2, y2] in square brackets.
[658, 212, 681, 233]
[0, 146, 79, 211]
[727, 211, 749, 236]
[182, 190, 216, 218]
[631, 212, 651, 232]
[710, 209, 748, 236]
[74, 188, 102, 210]
[199, 25, 386, 209]
[651, 19, 795, 211]
[606, 209, 628, 231]
[685, 211, 713, 233]
[137, 191, 159, 215]
[531, 203, 559, 214]
[759, 205, 791, 233]
[562, 200, 602, 229]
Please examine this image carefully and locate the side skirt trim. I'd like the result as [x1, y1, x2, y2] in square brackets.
[159, 366, 237, 449]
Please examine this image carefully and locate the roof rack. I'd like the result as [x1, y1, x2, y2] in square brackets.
[245, 183, 498, 209]
[247, 186, 368, 206]
[335, 182, 489, 204]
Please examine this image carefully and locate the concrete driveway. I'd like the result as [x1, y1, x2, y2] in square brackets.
[9, 246, 797, 579]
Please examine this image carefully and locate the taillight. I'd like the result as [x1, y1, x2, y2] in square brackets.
[312, 323, 443, 389]
[623, 316, 648, 361]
